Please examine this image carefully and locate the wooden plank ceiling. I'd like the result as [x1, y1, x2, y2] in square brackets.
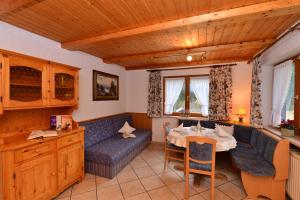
[1, 0, 300, 70]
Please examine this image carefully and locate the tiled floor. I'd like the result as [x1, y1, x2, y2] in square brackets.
[54, 144, 277, 200]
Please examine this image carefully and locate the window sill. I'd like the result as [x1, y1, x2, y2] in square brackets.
[264, 126, 300, 148]
[162, 115, 208, 120]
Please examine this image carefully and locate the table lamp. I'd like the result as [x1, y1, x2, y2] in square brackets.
[236, 106, 247, 123]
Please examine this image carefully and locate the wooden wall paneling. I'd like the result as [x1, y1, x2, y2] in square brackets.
[128, 113, 152, 131]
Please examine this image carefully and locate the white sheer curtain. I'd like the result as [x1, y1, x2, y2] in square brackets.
[190, 77, 209, 116]
[272, 60, 293, 126]
[165, 78, 184, 114]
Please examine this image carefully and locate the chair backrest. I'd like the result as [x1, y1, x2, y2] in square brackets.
[163, 122, 171, 142]
[186, 136, 217, 172]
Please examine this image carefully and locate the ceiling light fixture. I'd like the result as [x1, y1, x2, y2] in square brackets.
[186, 55, 193, 62]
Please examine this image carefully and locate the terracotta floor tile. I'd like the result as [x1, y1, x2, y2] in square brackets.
[97, 185, 123, 200]
[144, 156, 162, 166]
[71, 190, 97, 200]
[218, 182, 246, 200]
[71, 178, 96, 195]
[134, 166, 155, 178]
[121, 164, 133, 172]
[201, 188, 232, 200]
[96, 176, 118, 188]
[189, 176, 211, 193]
[117, 170, 138, 183]
[130, 159, 148, 169]
[55, 186, 72, 199]
[158, 171, 182, 185]
[84, 173, 96, 180]
[167, 181, 197, 199]
[150, 163, 173, 175]
[140, 175, 165, 191]
[120, 180, 145, 198]
[189, 194, 206, 200]
[148, 186, 177, 200]
[124, 192, 151, 200]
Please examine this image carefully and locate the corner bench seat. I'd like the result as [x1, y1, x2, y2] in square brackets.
[85, 129, 151, 165]
[178, 119, 289, 200]
[80, 113, 151, 178]
[230, 129, 278, 177]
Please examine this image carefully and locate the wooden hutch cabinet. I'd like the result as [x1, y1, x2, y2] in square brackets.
[0, 50, 84, 200]
[0, 52, 79, 110]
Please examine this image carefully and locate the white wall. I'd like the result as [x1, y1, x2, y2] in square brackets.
[126, 62, 253, 142]
[0, 22, 126, 121]
[260, 29, 300, 126]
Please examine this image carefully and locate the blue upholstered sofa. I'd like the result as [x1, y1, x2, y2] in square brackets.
[80, 113, 152, 178]
[179, 119, 289, 199]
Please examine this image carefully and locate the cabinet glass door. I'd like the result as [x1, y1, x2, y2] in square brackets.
[55, 73, 75, 101]
[3, 56, 47, 108]
[10, 66, 42, 102]
[49, 64, 78, 106]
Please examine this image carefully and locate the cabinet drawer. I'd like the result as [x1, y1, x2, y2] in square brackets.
[58, 132, 82, 149]
[15, 142, 55, 163]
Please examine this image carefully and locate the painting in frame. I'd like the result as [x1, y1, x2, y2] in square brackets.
[93, 70, 119, 101]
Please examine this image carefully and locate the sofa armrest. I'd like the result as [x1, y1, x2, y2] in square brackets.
[273, 139, 289, 181]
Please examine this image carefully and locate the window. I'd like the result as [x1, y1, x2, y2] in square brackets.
[272, 60, 297, 126]
[163, 75, 209, 116]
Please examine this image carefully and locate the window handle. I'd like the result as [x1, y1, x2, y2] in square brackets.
[295, 95, 299, 100]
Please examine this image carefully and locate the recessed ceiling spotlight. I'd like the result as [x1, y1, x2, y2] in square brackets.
[186, 55, 193, 62]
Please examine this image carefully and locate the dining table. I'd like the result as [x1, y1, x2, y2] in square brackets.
[167, 126, 237, 151]
[167, 126, 237, 180]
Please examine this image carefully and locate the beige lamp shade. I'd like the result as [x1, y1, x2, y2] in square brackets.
[236, 106, 247, 116]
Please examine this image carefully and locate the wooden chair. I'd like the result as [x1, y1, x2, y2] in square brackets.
[185, 136, 216, 200]
[163, 122, 186, 171]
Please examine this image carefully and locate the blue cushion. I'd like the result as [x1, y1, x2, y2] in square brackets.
[233, 125, 254, 143]
[232, 142, 258, 158]
[85, 129, 151, 165]
[178, 119, 198, 127]
[190, 161, 211, 171]
[80, 118, 114, 147]
[231, 152, 275, 176]
[111, 114, 133, 135]
[178, 120, 230, 129]
[188, 142, 213, 172]
[263, 136, 278, 164]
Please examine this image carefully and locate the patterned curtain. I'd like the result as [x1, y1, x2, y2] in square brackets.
[250, 58, 263, 127]
[147, 71, 162, 117]
[209, 66, 232, 120]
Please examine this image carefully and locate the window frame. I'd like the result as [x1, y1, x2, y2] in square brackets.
[163, 74, 209, 117]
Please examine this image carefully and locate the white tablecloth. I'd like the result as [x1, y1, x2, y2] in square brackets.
[167, 127, 237, 152]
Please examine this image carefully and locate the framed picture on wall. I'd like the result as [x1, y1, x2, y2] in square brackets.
[93, 70, 119, 101]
